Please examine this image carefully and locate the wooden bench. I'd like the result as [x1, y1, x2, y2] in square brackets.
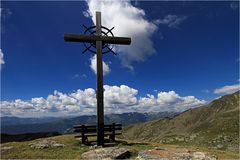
[73, 123, 122, 144]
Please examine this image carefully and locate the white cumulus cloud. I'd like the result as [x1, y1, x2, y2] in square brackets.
[214, 83, 240, 94]
[1, 85, 206, 117]
[90, 55, 110, 76]
[157, 91, 182, 105]
[138, 91, 206, 113]
[104, 85, 138, 107]
[84, 0, 157, 70]
[139, 94, 157, 108]
[1, 100, 41, 117]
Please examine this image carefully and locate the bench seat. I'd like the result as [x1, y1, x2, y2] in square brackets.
[73, 123, 122, 144]
[74, 132, 121, 138]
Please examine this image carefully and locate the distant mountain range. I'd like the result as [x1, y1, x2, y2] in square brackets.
[123, 91, 239, 152]
[1, 111, 178, 134]
[1, 116, 64, 126]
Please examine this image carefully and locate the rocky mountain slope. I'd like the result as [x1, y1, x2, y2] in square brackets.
[123, 91, 239, 152]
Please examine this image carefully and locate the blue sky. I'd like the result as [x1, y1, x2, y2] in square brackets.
[1, 1, 239, 117]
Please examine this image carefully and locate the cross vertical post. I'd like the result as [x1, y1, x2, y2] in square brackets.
[64, 11, 131, 147]
[96, 11, 104, 146]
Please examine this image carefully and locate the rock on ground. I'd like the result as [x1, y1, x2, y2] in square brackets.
[137, 148, 217, 160]
[1, 146, 13, 150]
[81, 147, 136, 160]
[29, 139, 65, 149]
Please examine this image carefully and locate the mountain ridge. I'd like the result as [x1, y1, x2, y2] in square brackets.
[123, 91, 239, 152]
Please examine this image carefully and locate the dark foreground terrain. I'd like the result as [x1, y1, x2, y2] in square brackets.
[1, 132, 61, 143]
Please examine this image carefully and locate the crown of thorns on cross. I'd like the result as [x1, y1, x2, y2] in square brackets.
[82, 24, 116, 55]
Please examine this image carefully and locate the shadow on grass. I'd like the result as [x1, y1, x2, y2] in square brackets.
[115, 140, 149, 146]
[1, 132, 61, 143]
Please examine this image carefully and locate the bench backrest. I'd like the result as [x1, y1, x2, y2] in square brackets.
[73, 123, 122, 133]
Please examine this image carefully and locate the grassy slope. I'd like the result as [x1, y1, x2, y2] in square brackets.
[1, 135, 239, 159]
[123, 92, 239, 152]
[1, 135, 88, 159]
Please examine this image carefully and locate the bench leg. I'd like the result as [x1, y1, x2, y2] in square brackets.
[85, 137, 89, 144]
[109, 134, 115, 142]
[112, 134, 115, 142]
[81, 136, 85, 144]
[110, 123, 116, 142]
[82, 135, 86, 144]
[81, 136, 89, 145]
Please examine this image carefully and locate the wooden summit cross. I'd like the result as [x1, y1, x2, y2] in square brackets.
[64, 11, 131, 146]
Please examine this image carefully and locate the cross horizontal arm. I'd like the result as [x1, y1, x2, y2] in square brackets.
[64, 34, 131, 45]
